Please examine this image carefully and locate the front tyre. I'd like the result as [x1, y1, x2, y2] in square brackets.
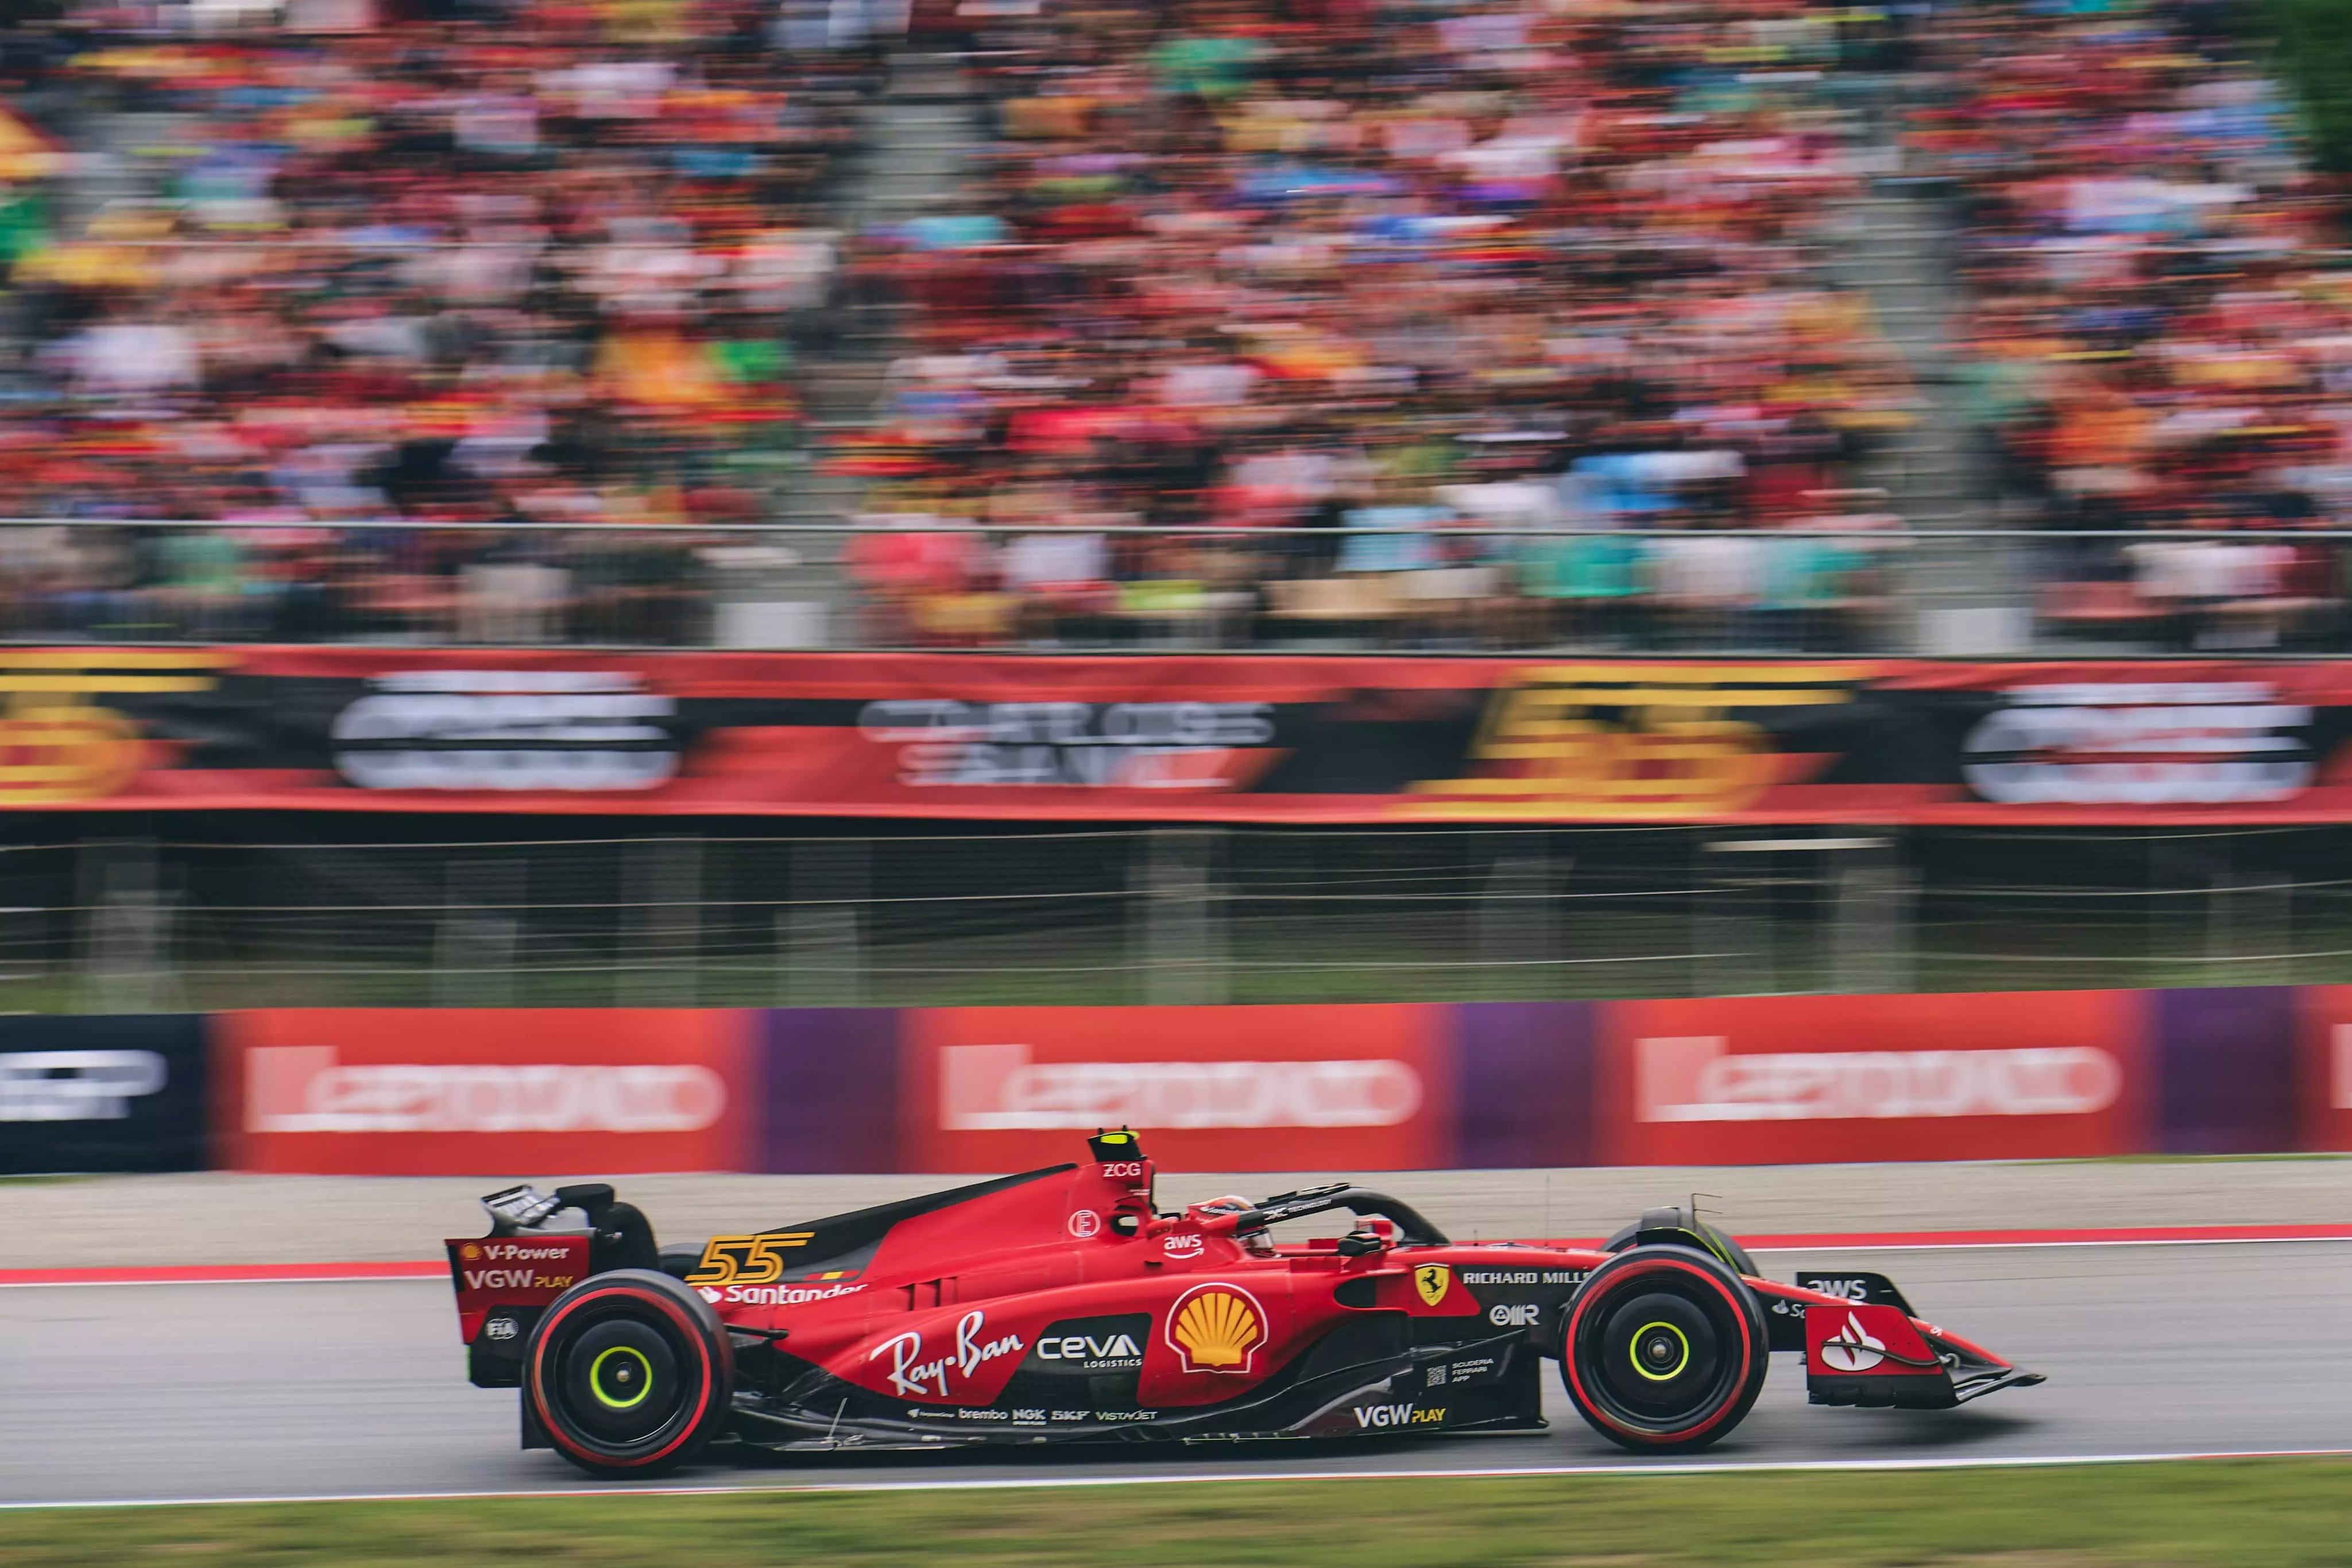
[525, 1268, 733, 1478]
[1560, 1245, 1767, 1453]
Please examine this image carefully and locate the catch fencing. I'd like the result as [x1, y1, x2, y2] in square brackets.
[18, 824, 2352, 1015]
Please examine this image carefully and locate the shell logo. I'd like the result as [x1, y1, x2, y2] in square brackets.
[460, 1243, 481, 1261]
[1166, 1283, 1266, 1375]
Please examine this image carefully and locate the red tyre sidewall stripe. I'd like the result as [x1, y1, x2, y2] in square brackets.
[530, 1287, 718, 1469]
[1565, 1257, 1756, 1445]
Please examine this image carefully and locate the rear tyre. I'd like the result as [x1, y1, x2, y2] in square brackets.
[525, 1268, 733, 1478]
[1560, 1245, 1767, 1453]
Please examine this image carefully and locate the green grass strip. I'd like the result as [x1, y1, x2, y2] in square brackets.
[6, 1459, 2352, 1566]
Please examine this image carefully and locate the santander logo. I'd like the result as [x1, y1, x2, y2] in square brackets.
[1820, 1313, 1886, 1373]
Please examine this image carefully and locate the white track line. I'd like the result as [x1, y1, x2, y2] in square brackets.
[8, 1449, 2352, 1512]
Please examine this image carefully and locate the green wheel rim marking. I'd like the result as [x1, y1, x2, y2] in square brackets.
[589, 1345, 655, 1410]
[1630, 1321, 1691, 1383]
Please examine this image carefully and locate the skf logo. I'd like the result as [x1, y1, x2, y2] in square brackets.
[1414, 1264, 1451, 1308]
[1397, 664, 1864, 820]
[1166, 1283, 1266, 1375]
[0, 651, 223, 803]
[1488, 1302, 1541, 1327]
[1353, 1403, 1444, 1427]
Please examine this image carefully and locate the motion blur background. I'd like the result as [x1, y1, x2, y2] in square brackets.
[9, 0, 2352, 1176]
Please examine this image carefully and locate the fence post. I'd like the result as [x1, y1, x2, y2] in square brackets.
[622, 833, 702, 1007]
[1140, 827, 1225, 1005]
[435, 857, 520, 1008]
[78, 837, 174, 1014]
[1479, 839, 1561, 1000]
[1693, 837, 1771, 997]
[783, 836, 867, 1008]
[1829, 839, 1909, 994]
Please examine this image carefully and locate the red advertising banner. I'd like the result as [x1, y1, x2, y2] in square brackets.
[1594, 991, 2150, 1165]
[24, 646, 2352, 824]
[901, 1004, 1453, 1172]
[2292, 986, 2352, 1151]
[216, 1008, 756, 1175]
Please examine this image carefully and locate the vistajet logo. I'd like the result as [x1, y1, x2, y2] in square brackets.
[246, 1046, 725, 1134]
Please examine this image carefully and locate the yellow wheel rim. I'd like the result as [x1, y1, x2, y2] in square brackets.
[590, 1345, 654, 1410]
[1630, 1321, 1691, 1382]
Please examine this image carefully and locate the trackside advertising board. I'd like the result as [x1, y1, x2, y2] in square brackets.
[1596, 992, 2152, 1164]
[0, 1014, 208, 1174]
[214, 1009, 755, 1175]
[16, 988, 2329, 1175]
[24, 648, 2352, 824]
[899, 1004, 1456, 1173]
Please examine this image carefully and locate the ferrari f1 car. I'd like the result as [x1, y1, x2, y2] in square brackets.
[446, 1132, 2043, 1476]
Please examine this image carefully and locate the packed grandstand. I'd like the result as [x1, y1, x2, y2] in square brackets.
[0, 0, 2342, 651]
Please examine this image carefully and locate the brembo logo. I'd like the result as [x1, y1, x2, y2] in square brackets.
[331, 670, 678, 792]
[0, 1050, 167, 1121]
[939, 1042, 1422, 1130]
[1637, 1037, 2122, 1122]
[245, 1046, 726, 1134]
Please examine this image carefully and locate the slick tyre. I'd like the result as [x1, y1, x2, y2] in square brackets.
[1561, 1245, 1768, 1453]
[1601, 1214, 1759, 1277]
[525, 1269, 733, 1478]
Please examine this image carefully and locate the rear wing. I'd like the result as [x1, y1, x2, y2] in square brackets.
[445, 1182, 657, 1387]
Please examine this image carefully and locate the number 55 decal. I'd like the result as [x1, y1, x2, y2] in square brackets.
[685, 1232, 814, 1286]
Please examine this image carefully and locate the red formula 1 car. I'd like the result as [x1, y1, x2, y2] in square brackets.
[445, 1133, 2043, 1477]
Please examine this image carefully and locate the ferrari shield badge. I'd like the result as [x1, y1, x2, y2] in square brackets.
[1414, 1264, 1451, 1307]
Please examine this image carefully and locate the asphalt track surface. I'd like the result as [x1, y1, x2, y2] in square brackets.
[6, 1240, 2349, 1506]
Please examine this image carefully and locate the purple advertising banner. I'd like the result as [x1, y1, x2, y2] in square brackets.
[761, 1008, 903, 1173]
[1453, 1002, 1596, 1170]
[2150, 986, 2298, 1155]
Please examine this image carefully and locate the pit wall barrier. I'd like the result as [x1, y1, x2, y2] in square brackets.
[7, 989, 2346, 1175]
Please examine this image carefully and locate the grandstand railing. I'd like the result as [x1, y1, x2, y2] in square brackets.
[0, 518, 2342, 657]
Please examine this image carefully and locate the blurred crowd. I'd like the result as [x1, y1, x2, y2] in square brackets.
[0, 0, 863, 642]
[7, 0, 2352, 652]
[1922, 0, 2352, 651]
[842, 0, 1918, 649]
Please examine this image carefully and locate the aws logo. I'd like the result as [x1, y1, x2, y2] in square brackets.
[1414, 1264, 1451, 1308]
[1166, 1283, 1266, 1375]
